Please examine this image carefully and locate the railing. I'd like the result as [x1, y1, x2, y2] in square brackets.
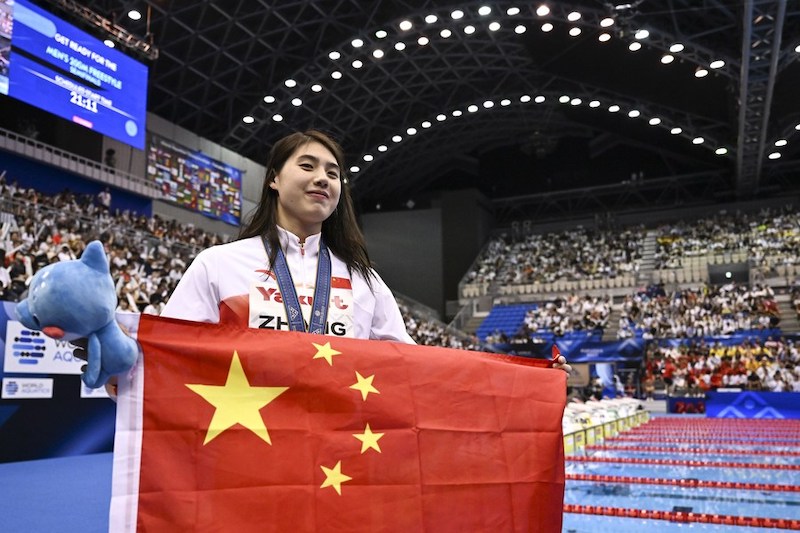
[0, 126, 164, 199]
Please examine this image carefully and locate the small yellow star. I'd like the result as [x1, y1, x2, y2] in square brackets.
[349, 371, 380, 401]
[312, 342, 341, 366]
[353, 423, 384, 454]
[186, 351, 288, 445]
[320, 460, 352, 495]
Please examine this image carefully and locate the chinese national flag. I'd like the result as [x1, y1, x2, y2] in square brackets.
[110, 315, 566, 532]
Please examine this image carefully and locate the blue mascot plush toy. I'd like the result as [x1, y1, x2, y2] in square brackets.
[15, 240, 139, 388]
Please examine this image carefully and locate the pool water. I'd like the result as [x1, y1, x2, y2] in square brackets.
[562, 417, 800, 532]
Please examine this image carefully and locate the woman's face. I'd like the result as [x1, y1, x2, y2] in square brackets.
[269, 140, 342, 239]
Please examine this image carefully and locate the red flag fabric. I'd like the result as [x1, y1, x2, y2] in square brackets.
[110, 315, 566, 532]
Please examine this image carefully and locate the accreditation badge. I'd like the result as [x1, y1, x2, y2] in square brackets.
[248, 276, 355, 337]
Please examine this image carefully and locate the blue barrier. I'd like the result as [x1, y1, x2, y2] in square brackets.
[706, 391, 800, 419]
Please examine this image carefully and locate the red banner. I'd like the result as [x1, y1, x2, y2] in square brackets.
[110, 315, 566, 532]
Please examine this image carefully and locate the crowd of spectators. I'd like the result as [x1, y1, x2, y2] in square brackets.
[397, 301, 482, 350]
[464, 225, 645, 286]
[617, 282, 781, 340]
[643, 337, 800, 395]
[519, 294, 611, 338]
[654, 206, 800, 271]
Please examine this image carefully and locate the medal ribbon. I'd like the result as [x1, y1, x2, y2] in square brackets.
[264, 236, 331, 334]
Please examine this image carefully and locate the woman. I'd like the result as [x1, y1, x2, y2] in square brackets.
[161, 129, 414, 343]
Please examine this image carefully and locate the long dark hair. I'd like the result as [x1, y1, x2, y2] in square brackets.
[238, 129, 374, 286]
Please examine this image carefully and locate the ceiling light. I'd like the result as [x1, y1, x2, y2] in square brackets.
[692, 137, 704, 144]
[670, 127, 682, 134]
[425, 15, 438, 23]
[520, 95, 531, 102]
[567, 11, 581, 21]
[264, 95, 275, 103]
[570, 98, 582, 106]
[478, 6, 492, 16]
[649, 117, 661, 125]
[291, 98, 302, 106]
[536, 5, 550, 17]
[489, 22, 501, 31]
[534, 95, 545, 103]
[507, 7, 521, 16]
[395, 42, 406, 51]
[311, 84, 322, 92]
[669, 43, 684, 53]
[436, 114, 447, 121]
[451, 9, 464, 19]
[600, 17, 614, 27]
[467, 105, 478, 113]
[629, 42, 642, 51]
[608, 105, 620, 112]
[628, 110, 640, 118]
[795, 123, 800, 130]
[715, 147, 728, 155]
[709, 60, 725, 69]
[695, 67, 708, 77]
[127, 10, 142, 20]
[350, 166, 360, 173]
[375, 30, 388, 39]
[418, 36, 429, 45]
[775, 139, 788, 146]
[541, 23, 554, 32]
[634, 29, 649, 39]
[399, 20, 413, 31]
[407, 127, 417, 135]
[597, 33, 611, 43]
[103, 39, 115, 48]
[242, 116, 254, 124]
[352, 60, 363, 68]
[378, 145, 388, 152]
[464, 25, 476, 34]
[661, 54, 674, 64]
[559, 95, 570, 103]
[441, 29, 452, 38]
[500, 99, 511, 106]
[272, 114, 283, 122]
[392, 135, 402, 142]
[452, 110, 463, 117]
[351, 38, 364, 48]
[422, 121, 432, 128]
[515, 25, 526, 34]
[284, 79, 297, 88]
[483, 100, 494, 108]
[363, 154, 374, 162]
[589, 100, 600, 108]
[331, 71, 342, 79]
[373, 49, 384, 58]
[569, 27, 582, 37]
[768, 152, 781, 159]
[329, 51, 341, 60]
[795, 44, 800, 53]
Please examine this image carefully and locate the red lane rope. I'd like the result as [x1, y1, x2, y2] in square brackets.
[586, 444, 800, 456]
[609, 435, 798, 446]
[563, 504, 800, 529]
[565, 473, 800, 492]
[567, 455, 800, 470]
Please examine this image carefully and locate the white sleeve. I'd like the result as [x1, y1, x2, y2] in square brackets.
[367, 271, 416, 344]
[160, 249, 221, 323]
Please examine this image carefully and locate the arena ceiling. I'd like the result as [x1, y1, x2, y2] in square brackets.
[44, 0, 800, 223]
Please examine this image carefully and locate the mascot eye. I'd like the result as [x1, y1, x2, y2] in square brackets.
[32, 314, 41, 328]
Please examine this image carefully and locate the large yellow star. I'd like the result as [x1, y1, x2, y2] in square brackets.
[320, 460, 352, 495]
[312, 341, 341, 366]
[186, 351, 288, 445]
[353, 423, 384, 454]
[349, 371, 380, 401]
